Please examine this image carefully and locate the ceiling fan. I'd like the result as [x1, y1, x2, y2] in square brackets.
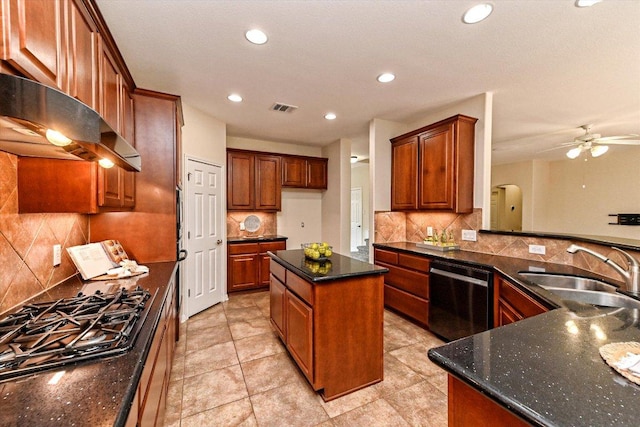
[562, 124, 640, 159]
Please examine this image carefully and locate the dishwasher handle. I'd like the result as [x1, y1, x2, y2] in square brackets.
[430, 267, 488, 287]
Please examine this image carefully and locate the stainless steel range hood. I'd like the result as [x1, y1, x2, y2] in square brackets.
[0, 74, 141, 172]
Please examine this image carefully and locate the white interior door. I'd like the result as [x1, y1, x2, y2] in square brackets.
[185, 158, 224, 317]
[351, 187, 363, 252]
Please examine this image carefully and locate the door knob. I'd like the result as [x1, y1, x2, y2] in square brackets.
[217, 239, 223, 244]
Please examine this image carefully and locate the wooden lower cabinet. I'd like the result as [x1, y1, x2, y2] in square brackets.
[448, 376, 530, 427]
[285, 290, 314, 381]
[269, 259, 383, 401]
[228, 240, 286, 292]
[494, 275, 550, 327]
[135, 272, 177, 426]
[374, 248, 430, 327]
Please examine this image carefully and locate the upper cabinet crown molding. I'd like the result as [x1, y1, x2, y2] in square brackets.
[390, 114, 477, 213]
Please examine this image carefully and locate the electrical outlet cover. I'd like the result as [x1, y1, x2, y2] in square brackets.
[461, 230, 477, 242]
[53, 244, 62, 266]
[529, 244, 546, 255]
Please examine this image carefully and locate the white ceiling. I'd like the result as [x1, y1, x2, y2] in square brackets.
[96, 0, 640, 164]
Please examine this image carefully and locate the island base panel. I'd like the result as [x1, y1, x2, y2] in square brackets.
[448, 376, 530, 427]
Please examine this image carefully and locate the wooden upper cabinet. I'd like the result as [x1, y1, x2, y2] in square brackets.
[98, 35, 121, 132]
[390, 114, 477, 213]
[1, 0, 65, 90]
[66, 0, 98, 109]
[227, 150, 282, 211]
[418, 122, 455, 210]
[255, 154, 281, 210]
[390, 136, 418, 210]
[282, 156, 306, 187]
[306, 157, 328, 189]
[227, 151, 256, 210]
[281, 155, 328, 190]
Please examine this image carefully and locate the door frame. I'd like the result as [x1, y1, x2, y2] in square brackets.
[183, 155, 227, 321]
[350, 187, 363, 252]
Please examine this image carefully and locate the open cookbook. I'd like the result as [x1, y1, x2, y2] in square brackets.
[67, 240, 148, 280]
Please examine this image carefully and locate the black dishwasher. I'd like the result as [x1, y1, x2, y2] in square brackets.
[429, 260, 492, 341]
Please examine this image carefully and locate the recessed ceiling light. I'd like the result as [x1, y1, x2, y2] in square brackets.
[575, 0, 602, 7]
[227, 94, 243, 102]
[324, 113, 337, 120]
[245, 29, 268, 45]
[462, 3, 493, 24]
[377, 73, 395, 83]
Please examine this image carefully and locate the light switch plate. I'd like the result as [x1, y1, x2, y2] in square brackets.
[461, 229, 477, 241]
[529, 244, 546, 255]
[53, 244, 61, 266]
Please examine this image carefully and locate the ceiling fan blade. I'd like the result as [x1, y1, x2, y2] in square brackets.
[595, 134, 640, 141]
[601, 139, 640, 145]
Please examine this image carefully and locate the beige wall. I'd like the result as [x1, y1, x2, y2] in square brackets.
[493, 148, 640, 240]
[182, 103, 227, 167]
[321, 139, 351, 255]
[351, 162, 370, 247]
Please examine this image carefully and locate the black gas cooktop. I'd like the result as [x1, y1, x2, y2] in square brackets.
[0, 286, 155, 382]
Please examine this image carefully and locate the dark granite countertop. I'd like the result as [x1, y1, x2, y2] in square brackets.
[428, 308, 640, 426]
[227, 235, 288, 243]
[0, 262, 177, 427]
[268, 249, 388, 282]
[374, 242, 640, 425]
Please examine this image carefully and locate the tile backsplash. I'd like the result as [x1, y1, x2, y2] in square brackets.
[374, 209, 640, 285]
[227, 212, 277, 237]
[0, 153, 88, 314]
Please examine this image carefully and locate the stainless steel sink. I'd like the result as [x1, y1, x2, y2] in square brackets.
[542, 288, 640, 310]
[518, 272, 617, 293]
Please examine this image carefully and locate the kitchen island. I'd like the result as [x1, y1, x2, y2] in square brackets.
[268, 249, 388, 401]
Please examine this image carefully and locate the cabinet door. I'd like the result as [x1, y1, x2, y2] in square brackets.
[286, 291, 314, 382]
[497, 300, 522, 327]
[99, 166, 123, 207]
[390, 136, 418, 210]
[67, 0, 97, 108]
[228, 253, 259, 292]
[418, 123, 454, 210]
[282, 156, 306, 187]
[255, 154, 281, 211]
[98, 35, 121, 132]
[270, 275, 286, 340]
[306, 158, 328, 189]
[2, 0, 65, 89]
[259, 241, 286, 286]
[227, 151, 255, 210]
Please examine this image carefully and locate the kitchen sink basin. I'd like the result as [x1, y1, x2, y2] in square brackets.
[518, 272, 617, 293]
[543, 288, 640, 310]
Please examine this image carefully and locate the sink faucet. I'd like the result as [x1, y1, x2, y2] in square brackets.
[567, 244, 640, 294]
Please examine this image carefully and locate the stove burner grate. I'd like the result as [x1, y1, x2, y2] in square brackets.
[0, 286, 154, 382]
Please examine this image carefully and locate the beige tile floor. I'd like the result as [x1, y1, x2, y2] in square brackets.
[163, 291, 448, 427]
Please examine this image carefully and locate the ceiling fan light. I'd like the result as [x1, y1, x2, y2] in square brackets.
[566, 147, 582, 159]
[575, 0, 602, 7]
[590, 145, 608, 157]
[462, 3, 493, 24]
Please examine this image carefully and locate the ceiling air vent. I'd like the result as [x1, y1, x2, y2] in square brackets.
[271, 102, 298, 113]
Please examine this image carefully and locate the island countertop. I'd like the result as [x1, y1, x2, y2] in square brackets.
[428, 307, 640, 426]
[268, 249, 388, 282]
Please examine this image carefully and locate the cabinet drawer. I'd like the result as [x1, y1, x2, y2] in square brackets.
[499, 278, 548, 319]
[286, 271, 314, 306]
[384, 284, 428, 326]
[260, 241, 286, 253]
[398, 253, 430, 273]
[381, 263, 429, 299]
[270, 260, 286, 283]
[374, 248, 398, 265]
[228, 243, 259, 255]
